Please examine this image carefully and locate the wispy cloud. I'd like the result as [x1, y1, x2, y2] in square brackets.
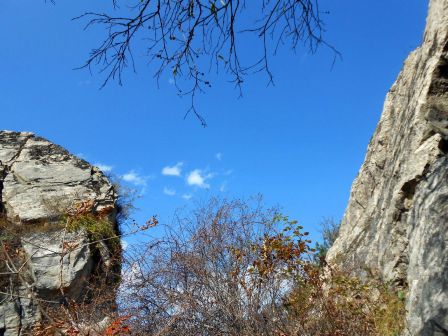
[215, 152, 223, 161]
[223, 169, 233, 176]
[94, 163, 113, 173]
[163, 187, 176, 196]
[219, 182, 227, 192]
[186, 169, 212, 189]
[122, 170, 148, 187]
[162, 162, 184, 177]
[182, 194, 193, 200]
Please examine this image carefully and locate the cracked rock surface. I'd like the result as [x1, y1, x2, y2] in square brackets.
[327, 0, 448, 335]
[0, 131, 117, 335]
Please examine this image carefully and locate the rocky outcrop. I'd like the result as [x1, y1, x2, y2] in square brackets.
[0, 131, 118, 335]
[327, 0, 448, 335]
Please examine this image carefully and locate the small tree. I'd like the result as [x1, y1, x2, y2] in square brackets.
[314, 217, 340, 264]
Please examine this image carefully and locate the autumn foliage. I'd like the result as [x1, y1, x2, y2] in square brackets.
[117, 197, 405, 335]
[104, 316, 131, 335]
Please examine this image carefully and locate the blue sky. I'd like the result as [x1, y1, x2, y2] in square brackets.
[0, 0, 427, 243]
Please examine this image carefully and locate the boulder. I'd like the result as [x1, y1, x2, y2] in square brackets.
[0, 131, 118, 335]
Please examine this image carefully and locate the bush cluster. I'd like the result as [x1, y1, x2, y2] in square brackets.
[115, 197, 405, 336]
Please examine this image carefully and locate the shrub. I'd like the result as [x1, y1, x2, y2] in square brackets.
[119, 197, 405, 336]
[282, 270, 406, 336]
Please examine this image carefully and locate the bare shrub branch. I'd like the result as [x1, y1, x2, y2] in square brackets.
[118, 197, 405, 336]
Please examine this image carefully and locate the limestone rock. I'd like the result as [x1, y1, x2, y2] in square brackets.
[0, 131, 118, 335]
[327, 0, 448, 335]
[21, 231, 93, 298]
[0, 132, 115, 223]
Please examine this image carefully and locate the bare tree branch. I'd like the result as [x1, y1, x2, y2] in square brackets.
[74, 0, 340, 125]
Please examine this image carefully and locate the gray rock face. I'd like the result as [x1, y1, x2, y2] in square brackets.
[0, 131, 117, 335]
[327, 1, 448, 335]
[21, 231, 93, 297]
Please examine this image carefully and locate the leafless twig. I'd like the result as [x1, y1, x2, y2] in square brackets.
[75, 0, 340, 125]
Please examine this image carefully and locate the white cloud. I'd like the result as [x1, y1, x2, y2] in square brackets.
[162, 162, 184, 177]
[186, 169, 211, 189]
[163, 187, 176, 196]
[122, 170, 148, 186]
[215, 152, 223, 161]
[119, 262, 143, 295]
[94, 163, 113, 173]
[121, 239, 129, 251]
[182, 194, 193, 200]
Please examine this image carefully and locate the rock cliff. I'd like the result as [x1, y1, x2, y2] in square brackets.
[327, 0, 448, 335]
[0, 131, 118, 335]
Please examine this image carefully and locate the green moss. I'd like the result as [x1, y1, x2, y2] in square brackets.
[66, 214, 120, 253]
